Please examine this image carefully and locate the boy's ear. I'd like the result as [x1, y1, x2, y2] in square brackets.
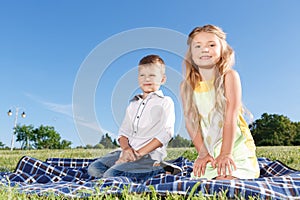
[161, 75, 167, 84]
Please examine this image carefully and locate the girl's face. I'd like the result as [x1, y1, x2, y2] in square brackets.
[190, 32, 222, 69]
[138, 64, 165, 96]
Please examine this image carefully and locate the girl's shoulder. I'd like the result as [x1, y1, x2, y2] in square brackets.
[224, 69, 241, 83]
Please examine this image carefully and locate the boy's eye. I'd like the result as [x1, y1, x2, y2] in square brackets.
[195, 45, 201, 48]
[210, 44, 215, 47]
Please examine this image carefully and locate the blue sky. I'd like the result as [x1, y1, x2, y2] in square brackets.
[0, 1, 299, 148]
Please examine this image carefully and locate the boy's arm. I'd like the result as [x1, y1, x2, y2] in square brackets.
[117, 135, 136, 162]
[153, 97, 175, 146]
[117, 104, 137, 163]
[118, 135, 131, 150]
[135, 138, 162, 158]
[136, 97, 175, 158]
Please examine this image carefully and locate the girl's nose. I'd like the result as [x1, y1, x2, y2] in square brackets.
[202, 47, 209, 52]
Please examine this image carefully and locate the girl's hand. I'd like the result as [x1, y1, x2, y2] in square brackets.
[212, 153, 237, 177]
[193, 154, 214, 177]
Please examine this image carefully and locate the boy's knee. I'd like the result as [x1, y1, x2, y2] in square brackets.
[87, 164, 97, 177]
[87, 162, 104, 178]
[103, 168, 120, 178]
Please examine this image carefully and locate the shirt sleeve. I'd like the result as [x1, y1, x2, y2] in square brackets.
[118, 104, 132, 141]
[154, 96, 175, 146]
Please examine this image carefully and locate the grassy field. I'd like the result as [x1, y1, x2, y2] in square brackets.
[1, 146, 300, 172]
[0, 146, 299, 199]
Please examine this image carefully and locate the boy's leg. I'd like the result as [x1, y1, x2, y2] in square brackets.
[103, 154, 164, 181]
[87, 150, 121, 177]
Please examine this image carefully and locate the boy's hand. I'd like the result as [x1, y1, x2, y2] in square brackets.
[115, 147, 136, 164]
[134, 150, 143, 160]
[212, 153, 237, 177]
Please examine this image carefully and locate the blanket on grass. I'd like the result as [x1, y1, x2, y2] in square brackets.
[0, 156, 299, 199]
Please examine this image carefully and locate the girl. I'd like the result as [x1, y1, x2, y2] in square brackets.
[180, 25, 259, 180]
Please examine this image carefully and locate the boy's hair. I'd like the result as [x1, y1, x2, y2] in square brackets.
[138, 54, 166, 74]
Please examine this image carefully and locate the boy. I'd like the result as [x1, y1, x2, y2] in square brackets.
[88, 55, 181, 181]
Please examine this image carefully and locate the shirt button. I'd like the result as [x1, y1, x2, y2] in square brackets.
[142, 103, 145, 105]
[137, 116, 139, 118]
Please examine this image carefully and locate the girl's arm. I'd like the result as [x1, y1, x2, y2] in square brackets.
[213, 69, 240, 176]
[180, 82, 213, 177]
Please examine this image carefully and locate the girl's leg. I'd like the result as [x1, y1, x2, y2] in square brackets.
[87, 150, 121, 177]
[214, 175, 237, 180]
[103, 154, 164, 181]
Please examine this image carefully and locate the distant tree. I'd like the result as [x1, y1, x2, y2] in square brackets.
[292, 122, 300, 145]
[0, 141, 5, 149]
[59, 139, 72, 149]
[169, 135, 192, 148]
[250, 113, 297, 146]
[93, 143, 104, 149]
[99, 133, 117, 149]
[113, 139, 120, 147]
[33, 125, 72, 149]
[85, 144, 93, 149]
[14, 124, 35, 149]
[15, 124, 72, 149]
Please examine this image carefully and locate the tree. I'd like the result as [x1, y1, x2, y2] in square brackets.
[249, 113, 297, 146]
[168, 134, 192, 148]
[99, 133, 117, 149]
[292, 122, 300, 145]
[0, 141, 5, 149]
[33, 125, 72, 149]
[14, 124, 35, 149]
[14, 124, 72, 149]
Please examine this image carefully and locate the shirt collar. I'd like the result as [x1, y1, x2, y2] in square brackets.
[131, 90, 164, 101]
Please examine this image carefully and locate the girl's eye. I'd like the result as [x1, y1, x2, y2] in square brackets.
[195, 45, 201, 48]
[150, 74, 156, 77]
[210, 44, 215, 47]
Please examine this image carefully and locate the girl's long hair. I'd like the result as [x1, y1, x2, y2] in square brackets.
[181, 25, 235, 138]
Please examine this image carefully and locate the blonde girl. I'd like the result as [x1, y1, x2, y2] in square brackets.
[180, 25, 259, 180]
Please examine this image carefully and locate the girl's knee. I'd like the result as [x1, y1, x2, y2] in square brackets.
[214, 175, 237, 180]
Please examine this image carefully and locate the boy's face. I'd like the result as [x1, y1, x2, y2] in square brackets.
[138, 64, 166, 95]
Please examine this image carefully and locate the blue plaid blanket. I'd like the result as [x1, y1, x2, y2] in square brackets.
[1, 156, 300, 199]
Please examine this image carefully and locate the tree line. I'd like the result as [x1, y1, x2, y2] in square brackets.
[250, 113, 300, 146]
[0, 112, 299, 149]
[0, 125, 72, 150]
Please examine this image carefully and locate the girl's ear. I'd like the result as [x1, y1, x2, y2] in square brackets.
[161, 75, 167, 84]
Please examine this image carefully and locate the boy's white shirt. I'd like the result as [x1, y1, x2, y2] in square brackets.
[118, 90, 175, 162]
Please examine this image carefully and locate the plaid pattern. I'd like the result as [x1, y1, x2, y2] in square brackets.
[1, 156, 300, 199]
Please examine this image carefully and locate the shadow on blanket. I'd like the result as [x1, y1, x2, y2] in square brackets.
[0, 156, 300, 199]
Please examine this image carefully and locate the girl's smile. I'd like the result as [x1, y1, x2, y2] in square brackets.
[191, 32, 221, 69]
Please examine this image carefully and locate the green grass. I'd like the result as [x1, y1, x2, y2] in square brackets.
[0, 146, 299, 199]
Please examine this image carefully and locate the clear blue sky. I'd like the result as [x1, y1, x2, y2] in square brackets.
[0, 1, 299, 148]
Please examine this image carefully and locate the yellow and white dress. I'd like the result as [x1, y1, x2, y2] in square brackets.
[191, 80, 260, 179]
